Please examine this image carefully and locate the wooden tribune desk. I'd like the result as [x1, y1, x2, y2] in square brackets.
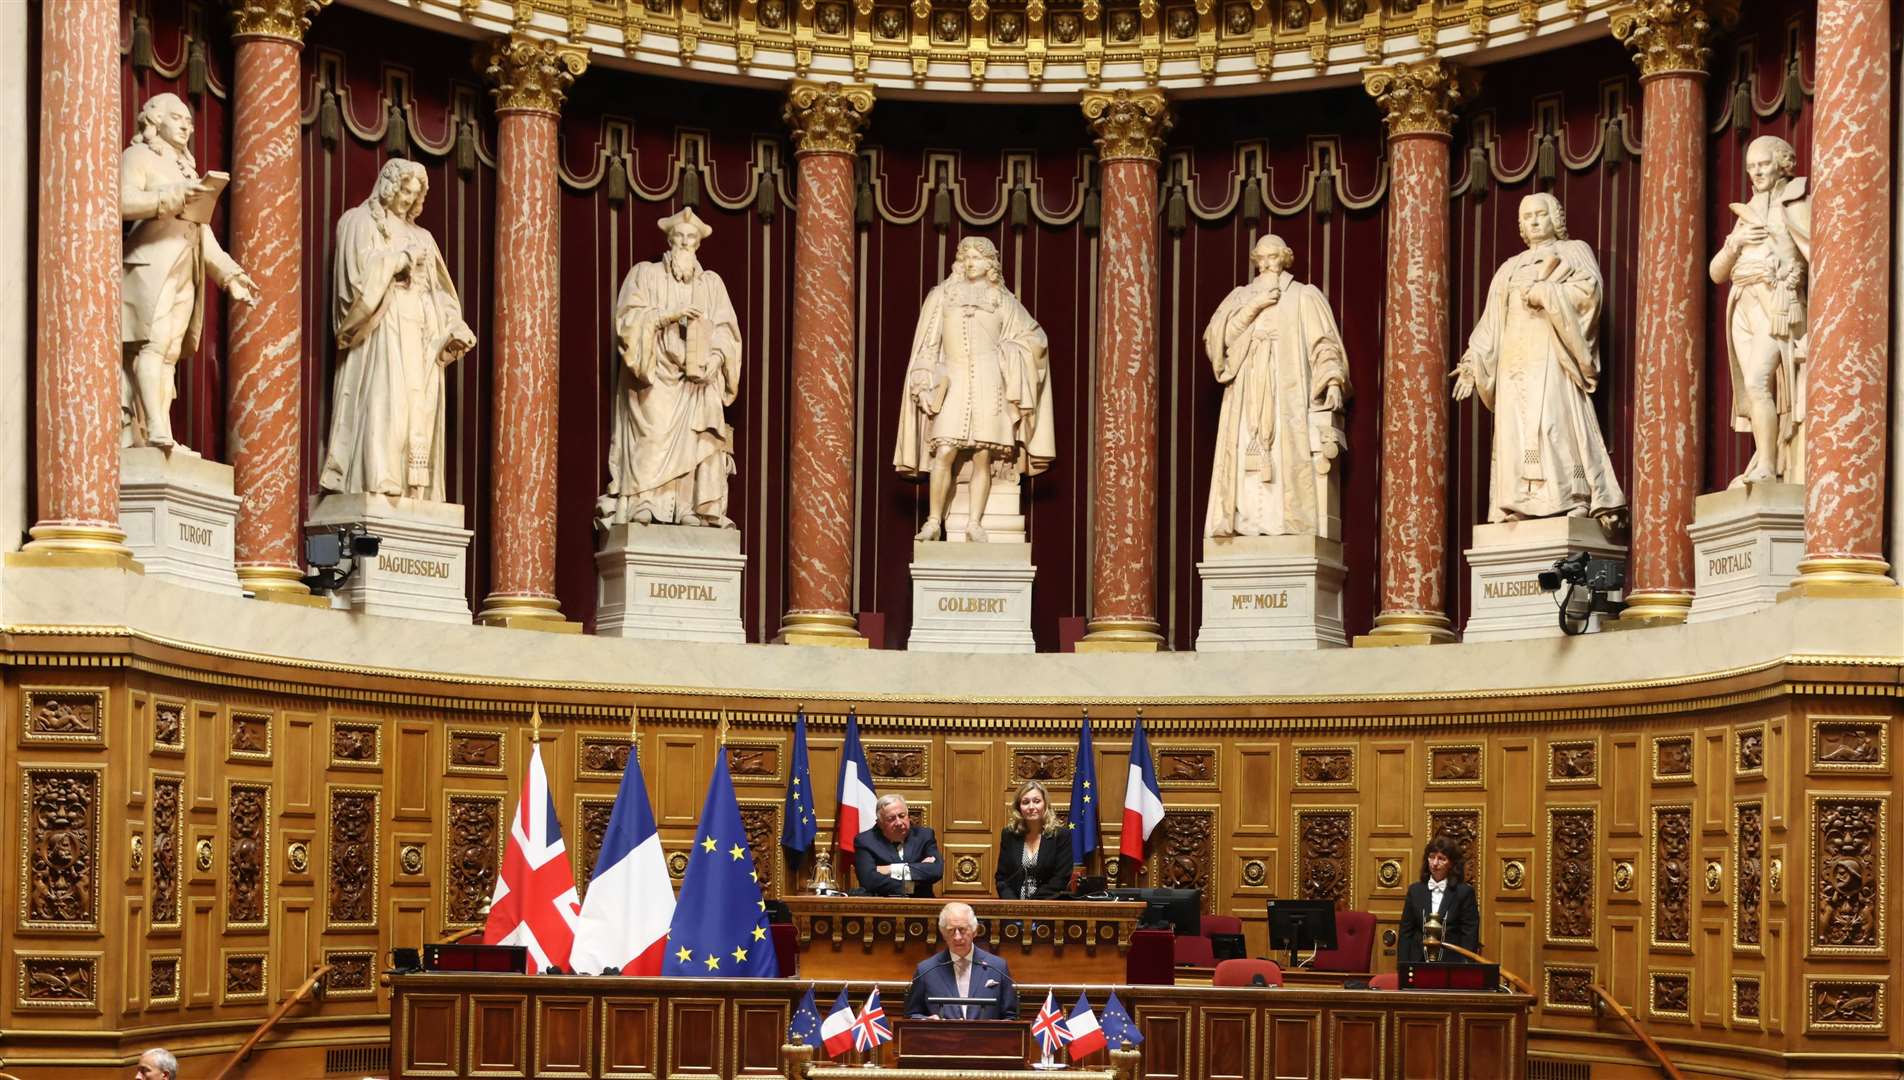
[390, 974, 1532, 1079]
[781, 896, 1147, 983]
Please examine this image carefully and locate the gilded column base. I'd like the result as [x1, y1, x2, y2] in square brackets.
[1603, 590, 1692, 629]
[240, 565, 332, 608]
[477, 593, 583, 633]
[1779, 557, 1904, 600]
[1076, 617, 1164, 653]
[1352, 610, 1455, 648]
[6, 524, 142, 572]
[776, 611, 869, 648]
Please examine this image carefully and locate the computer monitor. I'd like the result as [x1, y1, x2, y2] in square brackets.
[1266, 899, 1337, 967]
[1110, 887, 1202, 937]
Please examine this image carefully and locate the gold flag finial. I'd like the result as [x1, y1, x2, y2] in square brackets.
[718, 710, 730, 747]
[530, 704, 543, 741]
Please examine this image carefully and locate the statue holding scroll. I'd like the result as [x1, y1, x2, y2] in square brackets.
[319, 159, 476, 501]
[1452, 193, 1625, 524]
[120, 93, 259, 452]
[894, 237, 1054, 543]
[1711, 135, 1811, 487]
[598, 208, 742, 529]
[1203, 233, 1351, 539]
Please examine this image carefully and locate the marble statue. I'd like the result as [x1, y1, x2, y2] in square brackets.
[598, 208, 742, 529]
[1203, 234, 1351, 539]
[1711, 134, 1811, 487]
[120, 93, 259, 452]
[318, 159, 476, 501]
[894, 236, 1054, 542]
[1452, 193, 1625, 524]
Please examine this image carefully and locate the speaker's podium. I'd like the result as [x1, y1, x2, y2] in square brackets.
[894, 1018, 1032, 1069]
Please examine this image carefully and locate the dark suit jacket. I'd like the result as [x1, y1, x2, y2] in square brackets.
[904, 947, 1019, 1019]
[1397, 879, 1481, 964]
[994, 828, 1072, 899]
[853, 825, 943, 897]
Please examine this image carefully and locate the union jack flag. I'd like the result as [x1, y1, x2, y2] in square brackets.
[852, 987, 892, 1051]
[1031, 990, 1074, 1056]
[484, 739, 582, 973]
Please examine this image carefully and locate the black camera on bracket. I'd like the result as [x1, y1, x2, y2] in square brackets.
[301, 524, 382, 595]
[1537, 551, 1626, 636]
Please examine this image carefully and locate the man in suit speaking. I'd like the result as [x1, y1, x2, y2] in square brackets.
[904, 902, 1019, 1019]
[854, 793, 943, 897]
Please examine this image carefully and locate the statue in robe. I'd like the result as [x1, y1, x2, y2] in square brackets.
[894, 237, 1054, 542]
[1710, 134, 1811, 487]
[598, 208, 742, 529]
[120, 93, 259, 452]
[1452, 193, 1625, 524]
[1203, 234, 1350, 539]
[318, 159, 476, 501]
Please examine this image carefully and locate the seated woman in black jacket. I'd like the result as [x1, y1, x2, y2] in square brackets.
[1397, 836, 1481, 963]
[995, 780, 1073, 900]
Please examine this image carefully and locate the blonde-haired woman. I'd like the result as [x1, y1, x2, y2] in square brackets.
[995, 781, 1072, 900]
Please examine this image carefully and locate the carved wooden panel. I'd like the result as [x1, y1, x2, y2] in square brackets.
[726, 742, 784, 785]
[1541, 965, 1595, 1014]
[327, 787, 380, 930]
[444, 794, 504, 927]
[573, 797, 617, 903]
[148, 953, 181, 1008]
[1154, 745, 1217, 789]
[1008, 744, 1073, 786]
[1547, 737, 1598, 786]
[15, 954, 98, 1010]
[1804, 977, 1886, 1034]
[330, 719, 382, 769]
[1731, 977, 1760, 1026]
[149, 773, 183, 930]
[153, 698, 186, 753]
[225, 782, 270, 931]
[1734, 801, 1762, 949]
[222, 951, 267, 1004]
[1651, 735, 1693, 782]
[1426, 744, 1482, 788]
[1735, 724, 1764, 777]
[737, 800, 783, 899]
[865, 741, 930, 787]
[19, 767, 102, 931]
[1293, 746, 1354, 790]
[1650, 805, 1692, 950]
[1294, 808, 1355, 908]
[1426, 808, 1481, 886]
[1649, 971, 1691, 1021]
[21, 687, 106, 746]
[446, 728, 507, 776]
[229, 711, 272, 761]
[1808, 794, 1886, 956]
[1149, 807, 1214, 911]
[582, 738, 638, 779]
[323, 950, 378, 1000]
[1809, 719, 1888, 774]
[1545, 807, 1595, 945]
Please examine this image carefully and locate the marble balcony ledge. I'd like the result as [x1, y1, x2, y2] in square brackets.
[0, 563, 1896, 705]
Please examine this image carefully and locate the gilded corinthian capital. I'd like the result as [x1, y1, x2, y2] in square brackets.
[1081, 89, 1173, 164]
[1610, 0, 1739, 79]
[1362, 59, 1479, 139]
[783, 81, 876, 156]
[481, 34, 590, 115]
[228, 0, 332, 43]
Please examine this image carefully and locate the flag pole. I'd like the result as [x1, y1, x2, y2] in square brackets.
[1082, 707, 1102, 883]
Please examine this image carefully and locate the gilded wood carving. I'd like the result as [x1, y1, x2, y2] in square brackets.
[1734, 801, 1762, 949]
[225, 782, 270, 930]
[1650, 972, 1691, 1020]
[1651, 805, 1692, 949]
[330, 719, 381, 767]
[1295, 808, 1354, 908]
[1809, 795, 1885, 955]
[21, 768, 102, 931]
[445, 794, 503, 926]
[149, 774, 183, 929]
[22, 687, 106, 745]
[17, 955, 97, 1009]
[447, 728, 507, 775]
[328, 788, 380, 929]
[1543, 965, 1595, 1013]
[1732, 977, 1760, 1024]
[1152, 808, 1214, 908]
[1805, 977, 1885, 1034]
[153, 699, 185, 751]
[229, 711, 271, 759]
[575, 797, 616, 903]
[1546, 807, 1595, 945]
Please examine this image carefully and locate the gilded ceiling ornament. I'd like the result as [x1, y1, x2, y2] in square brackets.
[228, 0, 333, 43]
[1609, 0, 1738, 79]
[1081, 88, 1174, 164]
[783, 80, 877, 156]
[481, 33, 590, 115]
[1362, 59, 1477, 139]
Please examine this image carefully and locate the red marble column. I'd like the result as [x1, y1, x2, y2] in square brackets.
[1357, 62, 1473, 645]
[229, 0, 328, 601]
[778, 81, 874, 647]
[16, 0, 132, 566]
[477, 35, 587, 632]
[1612, 1, 1720, 623]
[1789, 0, 1899, 594]
[1078, 90, 1172, 652]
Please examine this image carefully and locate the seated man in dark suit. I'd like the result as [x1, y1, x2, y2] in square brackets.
[854, 793, 943, 898]
[905, 901, 1019, 1019]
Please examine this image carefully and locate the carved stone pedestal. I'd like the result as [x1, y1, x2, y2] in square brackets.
[119, 447, 241, 596]
[596, 523, 746, 642]
[1688, 483, 1806, 623]
[306, 494, 473, 623]
[1195, 535, 1347, 651]
[1464, 517, 1627, 641]
[908, 541, 1036, 653]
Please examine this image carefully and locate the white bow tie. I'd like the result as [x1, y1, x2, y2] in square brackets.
[1428, 881, 1447, 894]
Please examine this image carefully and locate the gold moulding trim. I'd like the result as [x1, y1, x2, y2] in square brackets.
[1081, 89, 1174, 164]
[477, 594, 582, 633]
[1608, 0, 1736, 80]
[1362, 59, 1479, 138]
[778, 611, 870, 648]
[9, 524, 140, 571]
[483, 32, 590, 114]
[1354, 610, 1456, 647]
[1613, 590, 1694, 623]
[229, 0, 333, 43]
[1077, 617, 1164, 652]
[783, 80, 877, 156]
[1783, 557, 1901, 599]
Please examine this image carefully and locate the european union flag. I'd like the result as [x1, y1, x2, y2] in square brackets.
[1069, 711, 1101, 864]
[662, 753, 779, 977]
[788, 987, 825, 1049]
[782, 709, 818, 870]
[1099, 990, 1143, 1047]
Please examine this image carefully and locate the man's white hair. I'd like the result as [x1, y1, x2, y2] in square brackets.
[141, 1048, 179, 1079]
[875, 792, 909, 817]
[938, 900, 977, 930]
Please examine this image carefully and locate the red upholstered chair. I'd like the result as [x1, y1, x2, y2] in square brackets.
[1126, 929, 1176, 984]
[1172, 933, 1216, 967]
[1213, 958, 1284, 988]
[1368, 972, 1400, 990]
[1201, 915, 1243, 937]
[1310, 910, 1377, 973]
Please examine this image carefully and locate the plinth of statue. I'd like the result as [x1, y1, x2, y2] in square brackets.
[119, 447, 241, 596]
[1464, 517, 1626, 641]
[1195, 534, 1347, 651]
[907, 540, 1035, 653]
[1688, 482, 1805, 623]
[306, 493, 473, 624]
[595, 523, 746, 643]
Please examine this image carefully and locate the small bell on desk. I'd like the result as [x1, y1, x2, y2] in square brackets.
[1422, 911, 1445, 963]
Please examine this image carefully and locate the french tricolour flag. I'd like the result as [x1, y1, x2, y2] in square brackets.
[1065, 991, 1108, 1060]
[1119, 714, 1166, 864]
[834, 711, 879, 853]
[569, 742, 675, 976]
[821, 987, 858, 1057]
